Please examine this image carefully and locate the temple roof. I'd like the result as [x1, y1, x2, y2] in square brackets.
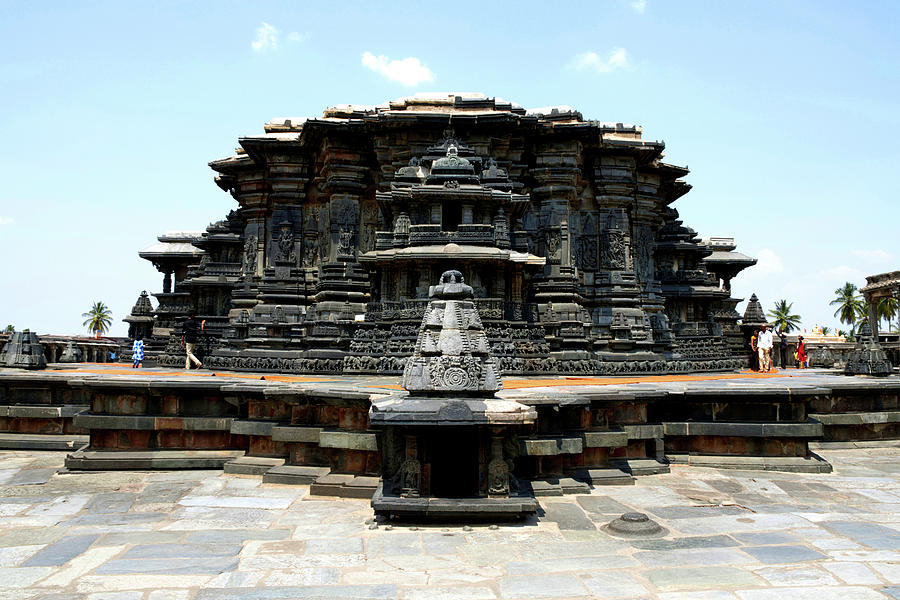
[139, 232, 204, 260]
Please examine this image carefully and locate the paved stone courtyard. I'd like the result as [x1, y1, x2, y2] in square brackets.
[1, 447, 899, 599]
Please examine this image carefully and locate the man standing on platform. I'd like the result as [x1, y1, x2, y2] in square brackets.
[757, 324, 774, 372]
[778, 330, 788, 368]
[181, 313, 205, 370]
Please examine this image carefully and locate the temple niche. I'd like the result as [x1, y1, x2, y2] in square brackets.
[135, 94, 755, 374]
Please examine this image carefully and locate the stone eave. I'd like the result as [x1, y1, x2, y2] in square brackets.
[704, 251, 757, 266]
[359, 244, 545, 266]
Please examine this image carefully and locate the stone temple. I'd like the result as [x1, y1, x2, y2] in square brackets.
[131, 93, 755, 375]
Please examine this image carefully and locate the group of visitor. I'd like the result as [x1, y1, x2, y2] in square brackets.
[749, 325, 806, 372]
[128, 313, 206, 370]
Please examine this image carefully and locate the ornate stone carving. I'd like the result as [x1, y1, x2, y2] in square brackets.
[242, 235, 257, 276]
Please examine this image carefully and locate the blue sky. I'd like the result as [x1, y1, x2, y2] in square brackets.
[1, 1, 897, 337]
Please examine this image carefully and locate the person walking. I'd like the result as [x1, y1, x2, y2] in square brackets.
[796, 335, 807, 369]
[181, 313, 205, 370]
[757, 324, 774, 372]
[131, 336, 144, 369]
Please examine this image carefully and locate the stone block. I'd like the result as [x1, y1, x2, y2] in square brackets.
[229, 420, 276, 436]
[318, 431, 379, 451]
[0, 433, 88, 450]
[623, 424, 663, 439]
[271, 426, 321, 443]
[582, 430, 628, 448]
[520, 437, 583, 456]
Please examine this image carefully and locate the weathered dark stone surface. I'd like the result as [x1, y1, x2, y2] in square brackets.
[0, 330, 46, 369]
[130, 94, 753, 376]
[845, 322, 892, 376]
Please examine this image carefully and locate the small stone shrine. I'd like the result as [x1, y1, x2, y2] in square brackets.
[0, 330, 46, 369]
[845, 321, 892, 376]
[369, 270, 538, 519]
[58, 341, 83, 363]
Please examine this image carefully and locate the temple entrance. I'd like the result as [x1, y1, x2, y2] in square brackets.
[428, 427, 479, 498]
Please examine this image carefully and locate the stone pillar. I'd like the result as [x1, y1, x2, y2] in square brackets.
[163, 271, 172, 294]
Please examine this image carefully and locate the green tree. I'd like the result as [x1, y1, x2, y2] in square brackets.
[830, 282, 864, 328]
[820, 326, 831, 336]
[2, 325, 13, 333]
[82, 302, 112, 337]
[767, 299, 801, 333]
[877, 296, 899, 331]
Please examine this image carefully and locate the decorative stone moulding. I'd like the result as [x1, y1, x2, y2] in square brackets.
[0, 330, 46, 370]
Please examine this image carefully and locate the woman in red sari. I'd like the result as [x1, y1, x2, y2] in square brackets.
[796, 335, 806, 368]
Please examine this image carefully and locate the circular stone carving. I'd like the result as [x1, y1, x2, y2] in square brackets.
[442, 367, 470, 389]
[602, 512, 668, 538]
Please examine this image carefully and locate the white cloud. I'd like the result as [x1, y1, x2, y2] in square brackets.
[850, 249, 891, 262]
[750, 248, 784, 277]
[570, 48, 629, 74]
[252, 22, 279, 52]
[631, 0, 647, 13]
[286, 31, 305, 43]
[361, 52, 435, 86]
[0, 216, 12, 225]
[820, 264, 864, 281]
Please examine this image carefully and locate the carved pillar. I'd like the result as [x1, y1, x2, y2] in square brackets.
[162, 271, 172, 294]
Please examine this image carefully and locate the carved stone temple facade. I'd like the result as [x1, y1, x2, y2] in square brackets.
[133, 94, 755, 374]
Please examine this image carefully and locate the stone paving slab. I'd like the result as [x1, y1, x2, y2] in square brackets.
[1, 448, 900, 597]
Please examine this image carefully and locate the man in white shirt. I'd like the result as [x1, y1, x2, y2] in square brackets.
[757, 324, 774, 372]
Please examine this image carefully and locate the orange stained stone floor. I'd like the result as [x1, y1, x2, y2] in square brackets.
[45, 364, 800, 392]
[46, 365, 340, 384]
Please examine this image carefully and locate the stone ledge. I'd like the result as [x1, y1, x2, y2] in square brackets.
[573, 467, 635, 486]
[371, 482, 538, 520]
[525, 477, 590, 496]
[263, 465, 330, 485]
[667, 452, 833, 473]
[310, 472, 380, 498]
[663, 420, 824, 438]
[318, 431, 379, 451]
[223, 455, 285, 475]
[0, 405, 89, 418]
[229, 420, 276, 436]
[811, 440, 900, 450]
[610, 458, 670, 476]
[810, 411, 900, 425]
[271, 426, 322, 443]
[0, 433, 89, 451]
[519, 437, 583, 456]
[72, 414, 234, 431]
[65, 449, 245, 470]
[582, 430, 628, 448]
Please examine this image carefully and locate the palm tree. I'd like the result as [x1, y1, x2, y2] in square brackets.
[877, 296, 899, 331]
[830, 282, 864, 328]
[820, 326, 831, 336]
[82, 302, 112, 338]
[767, 299, 801, 333]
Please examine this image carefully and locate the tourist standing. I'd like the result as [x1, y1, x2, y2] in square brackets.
[749, 329, 759, 371]
[131, 336, 144, 369]
[796, 335, 807, 368]
[757, 325, 774, 372]
[181, 313, 204, 369]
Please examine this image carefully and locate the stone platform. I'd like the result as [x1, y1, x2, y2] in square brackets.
[1, 447, 900, 598]
[0, 365, 898, 497]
